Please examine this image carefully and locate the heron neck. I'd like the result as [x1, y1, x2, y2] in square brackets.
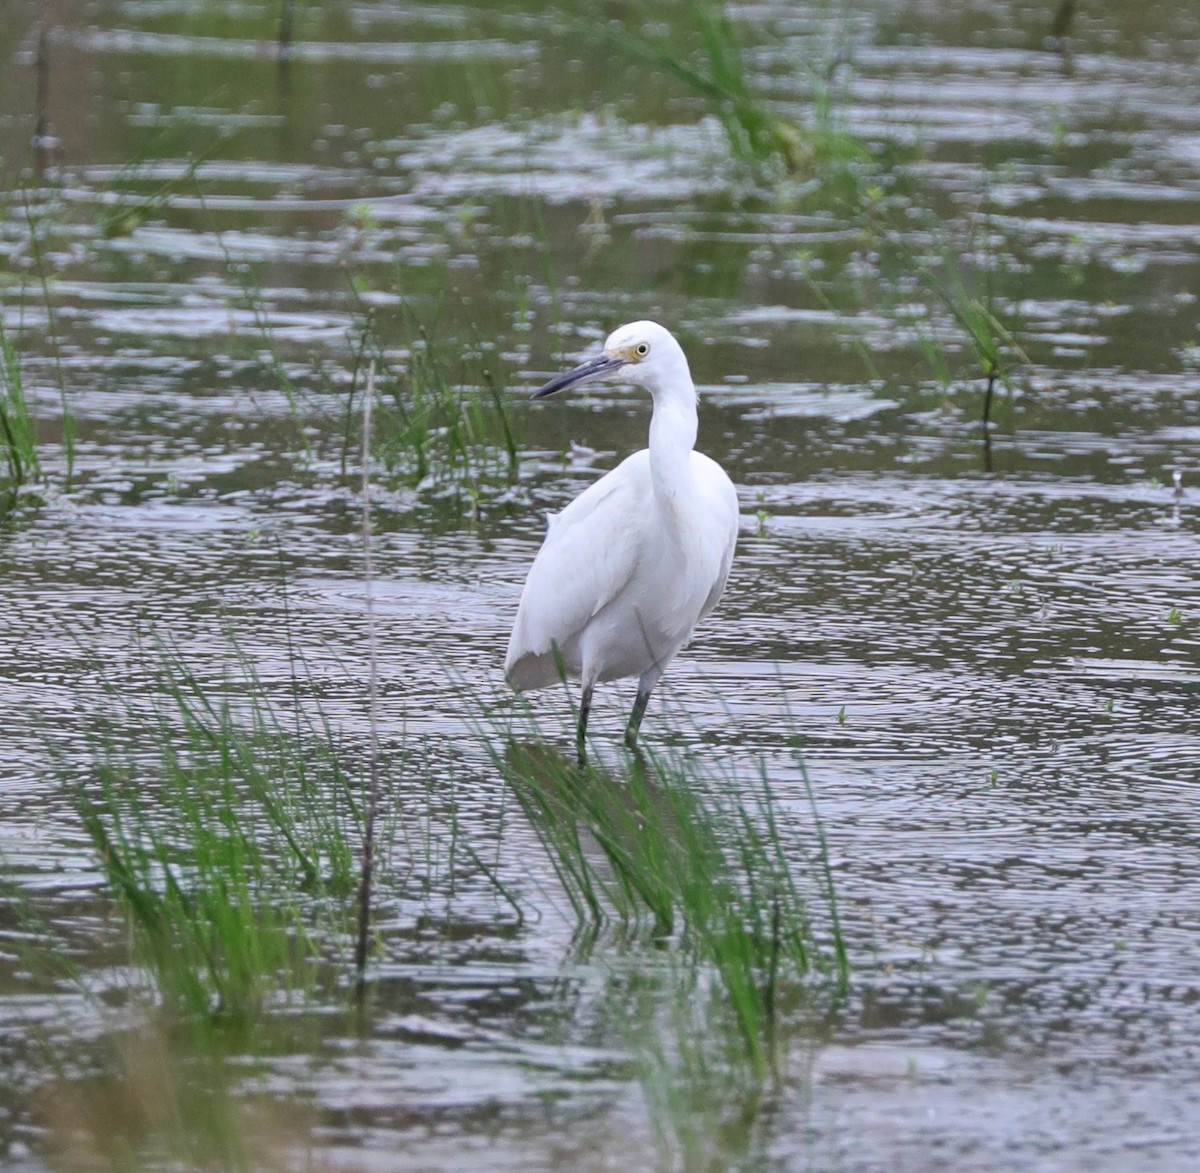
[647, 386, 698, 504]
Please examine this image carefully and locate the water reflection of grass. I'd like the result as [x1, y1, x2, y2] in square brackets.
[34, 1018, 311, 1172]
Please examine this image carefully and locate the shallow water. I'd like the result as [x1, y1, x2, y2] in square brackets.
[2, 1, 1200, 1169]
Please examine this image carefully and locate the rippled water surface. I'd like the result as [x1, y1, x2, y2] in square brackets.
[2, 1, 1199, 1169]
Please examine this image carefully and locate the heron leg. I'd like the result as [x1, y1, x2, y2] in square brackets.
[577, 684, 594, 766]
[624, 689, 651, 747]
[624, 668, 660, 750]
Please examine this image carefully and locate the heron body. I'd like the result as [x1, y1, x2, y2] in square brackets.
[505, 321, 739, 761]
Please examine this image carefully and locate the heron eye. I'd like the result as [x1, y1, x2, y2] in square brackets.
[635, 342, 650, 358]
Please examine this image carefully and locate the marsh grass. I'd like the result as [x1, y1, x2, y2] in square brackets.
[16, 188, 75, 484]
[0, 318, 41, 492]
[611, 1, 801, 173]
[609, 1, 863, 176]
[72, 637, 361, 1020]
[918, 252, 1029, 476]
[97, 131, 206, 241]
[353, 362, 383, 1000]
[17, 629, 523, 1167]
[194, 185, 521, 501]
[497, 722, 847, 1168]
[344, 301, 521, 502]
[863, 196, 1030, 461]
[83, 146, 520, 503]
[0, 186, 76, 490]
[917, 227, 1029, 432]
[28, 644, 845, 1166]
[500, 738, 847, 1073]
[188, 180, 310, 444]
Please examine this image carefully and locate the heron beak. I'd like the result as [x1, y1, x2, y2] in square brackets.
[532, 352, 626, 398]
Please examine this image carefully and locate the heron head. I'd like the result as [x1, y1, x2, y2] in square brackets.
[531, 320, 689, 399]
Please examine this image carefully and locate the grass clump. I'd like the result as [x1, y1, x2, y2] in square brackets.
[890, 203, 1030, 432]
[611, 1, 864, 176]
[501, 741, 847, 1073]
[381, 329, 518, 495]
[71, 638, 361, 1021]
[345, 309, 520, 505]
[924, 246, 1029, 436]
[192, 183, 520, 503]
[857, 192, 1031, 464]
[0, 320, 41, 494]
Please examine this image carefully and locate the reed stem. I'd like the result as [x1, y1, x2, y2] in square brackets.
[355, 361, 382, 1003]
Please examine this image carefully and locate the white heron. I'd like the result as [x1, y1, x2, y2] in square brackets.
[505, 321, 739, 763]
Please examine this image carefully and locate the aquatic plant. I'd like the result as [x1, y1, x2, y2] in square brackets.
[1049, 0, 1077, 52]
[195, 179, 521, 501]
[0, 320, 41, 492]
[500, 737, 847, 1072]
[98, 132, 206, 240]
[353, 363, 384, 1001]
[917, 239, 1027, 435]
[498, 718, 846, 1169]
[194, 182, 308, 436]
[609, 1, 862, 176]
[71, 636, 361, 1020]
[350, 306, 521, 503]
[6, 189, 76, 485]
[862, 195, 1030, 465]
[615, 0, 800, 171]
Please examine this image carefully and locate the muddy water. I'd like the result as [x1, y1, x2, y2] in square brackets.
[2, 1, 1200, 1169]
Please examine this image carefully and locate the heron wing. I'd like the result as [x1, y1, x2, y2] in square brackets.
[695, 452, 740, 621]
[505, 452, 649, 690]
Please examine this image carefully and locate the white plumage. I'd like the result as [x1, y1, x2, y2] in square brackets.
[505, 321, 739, 761]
